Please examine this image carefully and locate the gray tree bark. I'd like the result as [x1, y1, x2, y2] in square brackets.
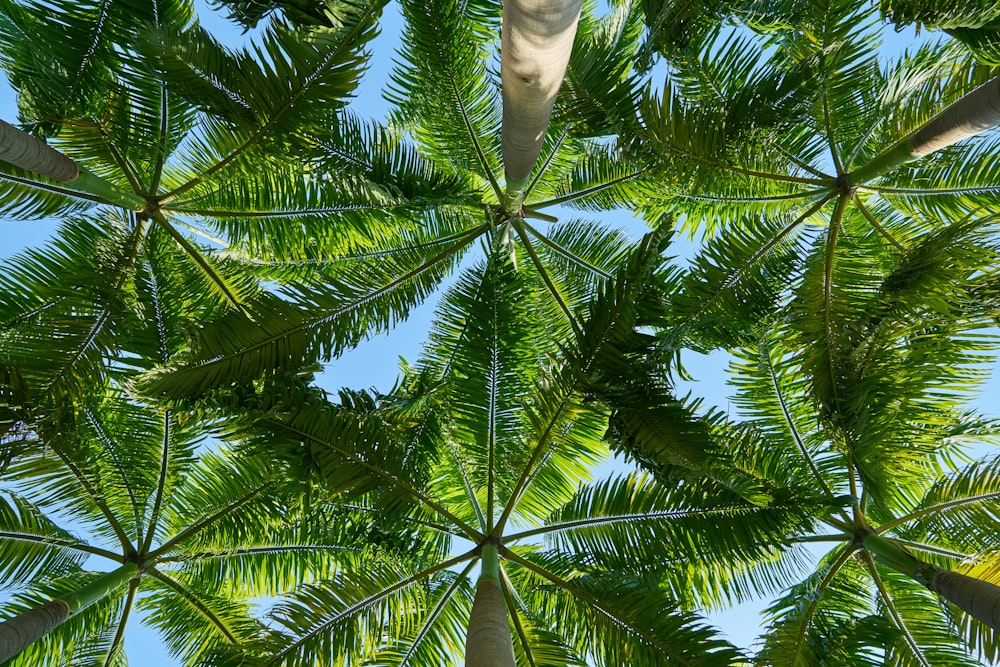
[500, 0, 583, 212]
[0, 599, 70, 662]
[0, 119, 80, 182]
[928, 566, 1000, 630]
[464, 577, 516, 667]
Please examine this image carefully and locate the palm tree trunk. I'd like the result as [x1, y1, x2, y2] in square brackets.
[926, 567, 1000, 630]
[0, 118, 145, 209]
[0, 119, 80, 182]
[0, 563, 138, 662]
[464, 544, 515, 667]
[863, 532, 1000, 629]
[500, 0, 584, 214]
[849, 74, 1000, 185]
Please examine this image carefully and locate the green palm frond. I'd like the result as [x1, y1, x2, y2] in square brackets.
[532, 141, 653, 212]
[525, 471, 819, 608]
[789, 209, 998, 511]
[554, 0, 644, 138]
[509, 549, 742, 666]
[217, 550, 472, 667]
[0, 0, 194, 134]
[142, 2, 381, 143]
[0, 214, 148, 407]
[388, 0, 502, 191]
[0, 490, 91, 586]
[138, 572, 263, 664]
[757, 549, 883, 667]
[874, 138, 1000, 222]
[137, 217, 483, 398]
[666, 210, 818, 350]
[889, 455, 1000, 558]
[880, 0, 1000, 64]
[729, 334, 848, 501]
[219, 0, 365, 29]
[524, 219, 632, 301]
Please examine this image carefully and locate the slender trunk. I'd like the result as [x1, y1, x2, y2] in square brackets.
[500, 0, 584, 213]
[464, 544, 515, 667]
[863, 532, 1000, 629]
[0, 118, 145, 209]
[927, 568, 1000, 630]
[849, 74, 1000, 185]
[0, 563, 138, 662]
[0, 118, 80, 182]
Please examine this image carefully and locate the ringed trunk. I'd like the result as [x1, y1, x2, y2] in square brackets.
[863, 532, 1000, 629]
[849, 74, 1000, 185]
[500, 0, 584, 213]
[0, 118, 145, 209]
[464, 544, 515, 667]
[927, 567, 1000, 630]
[0, 118, 79, 182]
[0, 563, 138, 662]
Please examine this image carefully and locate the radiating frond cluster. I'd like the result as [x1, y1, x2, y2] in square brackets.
[1, 0, 999, 664]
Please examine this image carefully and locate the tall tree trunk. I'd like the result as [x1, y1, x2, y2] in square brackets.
[863, 532, 1000, 629]
[0, 563, 138, 662]
[0, 119, 80, 182]
[500, 0, 584, 214]
[849, 74, 1000, 185]
[464, 544, 515, 667]
[0, 118, 145, 209]
[926, 567, 1000, 629]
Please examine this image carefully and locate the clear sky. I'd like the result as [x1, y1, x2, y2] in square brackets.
[0, 3, 998, 666]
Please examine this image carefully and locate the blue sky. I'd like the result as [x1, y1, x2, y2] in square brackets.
[1, 2, 999, 665]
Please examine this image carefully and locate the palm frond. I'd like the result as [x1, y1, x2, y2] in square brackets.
[388, 0, 502, 191]
[137, 219, 483, 398]
[508, 549, 742, 666]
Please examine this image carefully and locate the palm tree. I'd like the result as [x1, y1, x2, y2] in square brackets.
[628, 0, 1000, 353]
[0, 0, 439, 410]
[700, 207, 1000, 664]
[193, 237, 819, 665]
[137, 0, 658, 400]
[0, 238, 354, 665]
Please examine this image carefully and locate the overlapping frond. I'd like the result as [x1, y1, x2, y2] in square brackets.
[137, 214, 482, 398]
[0, 0, 194, 134]
[388, 0, 502, 189]
[554, 0, 644, 138]
[0, 490, 90, 587]
[509, 548, 742, 666]
[143, 1, 381, 151]
[880, 0, 1000, 64]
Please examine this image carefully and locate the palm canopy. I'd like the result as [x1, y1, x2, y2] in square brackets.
[627, 0, 1000, 354]
[0, 238, 350, 666]
[0, 0, 473, 409]
[187, 237, 824, 666]
[705, 200, 1000, 664]
[137, 0, 661, 401]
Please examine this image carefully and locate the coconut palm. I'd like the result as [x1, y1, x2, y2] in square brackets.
[628, 0, 1000, 354]
[190, 236, 822, 666]
[702, 206, 1000, 664]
